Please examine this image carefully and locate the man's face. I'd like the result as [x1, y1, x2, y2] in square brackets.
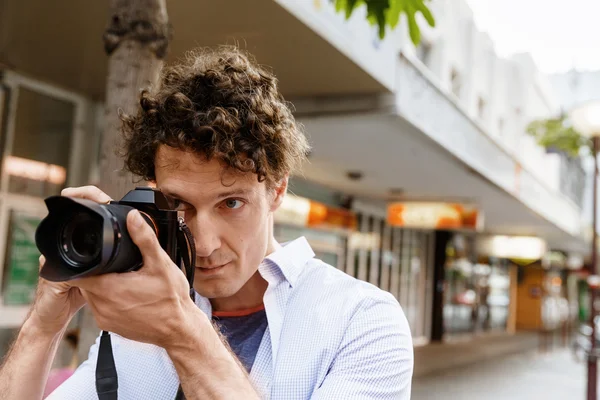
[154, 146, 285, 301]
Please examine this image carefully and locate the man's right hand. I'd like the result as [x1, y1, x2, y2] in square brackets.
[30, 185, 112, 335]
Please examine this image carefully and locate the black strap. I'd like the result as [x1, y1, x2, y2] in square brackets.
[96, 330, 118, 400]
[176, 217, 196, 303]
[174, 218, 196, 399]
[94, 218, 196, 400]
[175, 386, 186, 400]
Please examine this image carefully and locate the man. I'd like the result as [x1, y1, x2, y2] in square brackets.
[0, 46, 413, 399]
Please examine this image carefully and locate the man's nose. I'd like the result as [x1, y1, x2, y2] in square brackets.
[191, 218, 221, 258]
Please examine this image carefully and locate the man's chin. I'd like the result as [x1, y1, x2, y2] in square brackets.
[192, 282, 238, 300]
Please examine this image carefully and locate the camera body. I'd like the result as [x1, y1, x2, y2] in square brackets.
[36, 187, 181, 282]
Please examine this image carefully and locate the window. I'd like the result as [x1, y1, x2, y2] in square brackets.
[8, 87, 75, 197]
[477, 97, 487, 121]
[450, 69, 461, 98]
[416, 42, 432, 66]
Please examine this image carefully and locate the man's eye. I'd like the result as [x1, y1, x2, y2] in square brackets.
[224, 199, 244, 209]
[170, 198, 189, 211]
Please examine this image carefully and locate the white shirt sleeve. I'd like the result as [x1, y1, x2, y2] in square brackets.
[46, 331, 181, 400]
[311, 293, 414, 400]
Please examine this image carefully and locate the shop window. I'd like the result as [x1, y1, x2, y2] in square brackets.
[7, 87, 74, 197]
[443, 234, 510, 337]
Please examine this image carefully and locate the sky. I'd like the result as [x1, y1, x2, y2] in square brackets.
[464, 0, 600, 74]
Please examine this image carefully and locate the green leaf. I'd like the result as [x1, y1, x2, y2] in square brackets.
[334, 0, 347, 13]
[405, 3, 420, 45]
[335, 0, 365, 18]
[347, 0, 362, 18]
[526, 116, 590, 157]
[335, 0, 436, 42]
[416, 0, 435, 26]
[364, 0, 389, 38]
[378, 12, 387, 39]
[387, 0, 404, 29]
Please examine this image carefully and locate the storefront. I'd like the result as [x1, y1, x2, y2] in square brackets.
[0, 72, 99, 353]
[442, 233, 512, 337]
[276, 180, 436, 344]
[273, 188, 355, 270]
[0, 72, 96, 314]
[476, 235, 551, 334]
[387, 201, 491, 342]
[350, 201, 434, 344]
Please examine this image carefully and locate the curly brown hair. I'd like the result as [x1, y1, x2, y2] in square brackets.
[121, 46, 310, 187]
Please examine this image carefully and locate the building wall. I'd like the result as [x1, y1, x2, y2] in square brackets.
[401, 0, 564, 194]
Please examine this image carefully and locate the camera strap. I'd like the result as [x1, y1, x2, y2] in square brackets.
[177, 217, 197, 303]
[95, 218, 197, 400]
[96, 330, 118, 400]
[174, 218, 196, 400]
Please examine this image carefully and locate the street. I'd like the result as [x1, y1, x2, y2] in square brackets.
[412, 348, 587, 400]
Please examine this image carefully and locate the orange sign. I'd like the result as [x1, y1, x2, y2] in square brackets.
[387, 202, 482, 231]
[275, 194, 357, 231]
[308, 205, 358, 231]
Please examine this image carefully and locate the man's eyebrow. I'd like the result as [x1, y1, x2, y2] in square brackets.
[214, 188, 253, 200]
[159, 187, 252, 201]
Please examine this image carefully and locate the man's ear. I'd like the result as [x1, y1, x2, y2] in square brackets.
[270, 175, 289, 212]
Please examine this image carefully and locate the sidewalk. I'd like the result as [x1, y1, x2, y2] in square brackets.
[414, 332, 541, 378]
[412, 348, 585, 400]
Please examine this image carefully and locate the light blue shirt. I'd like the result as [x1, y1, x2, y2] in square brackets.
[47, 237, 414, 399]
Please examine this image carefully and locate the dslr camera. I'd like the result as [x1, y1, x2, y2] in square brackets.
[35, 187, 196, 400]
[35, 187, 195, 282]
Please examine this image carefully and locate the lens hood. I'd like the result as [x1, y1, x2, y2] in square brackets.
[36, 196, 129, 282]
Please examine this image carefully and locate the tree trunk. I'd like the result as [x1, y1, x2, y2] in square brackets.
[77, 0, 170, 363]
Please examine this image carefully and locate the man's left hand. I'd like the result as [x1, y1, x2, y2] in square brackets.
[69, 209, 202, 348]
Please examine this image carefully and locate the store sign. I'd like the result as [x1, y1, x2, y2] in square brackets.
[3, 211, 42, 305]
[275, 194, 357, 231]
[387, 202, 482, 231]
[477, 235, 547, 261]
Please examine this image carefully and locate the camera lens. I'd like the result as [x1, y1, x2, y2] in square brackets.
[60, 213, 102, 268]
[72, 225, 100, 258]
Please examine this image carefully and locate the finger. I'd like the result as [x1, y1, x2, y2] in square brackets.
[127, 210, 164, 269]
[61, 186, 112, 204]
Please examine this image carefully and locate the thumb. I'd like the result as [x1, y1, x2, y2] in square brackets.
[127, 209, 162, 264]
